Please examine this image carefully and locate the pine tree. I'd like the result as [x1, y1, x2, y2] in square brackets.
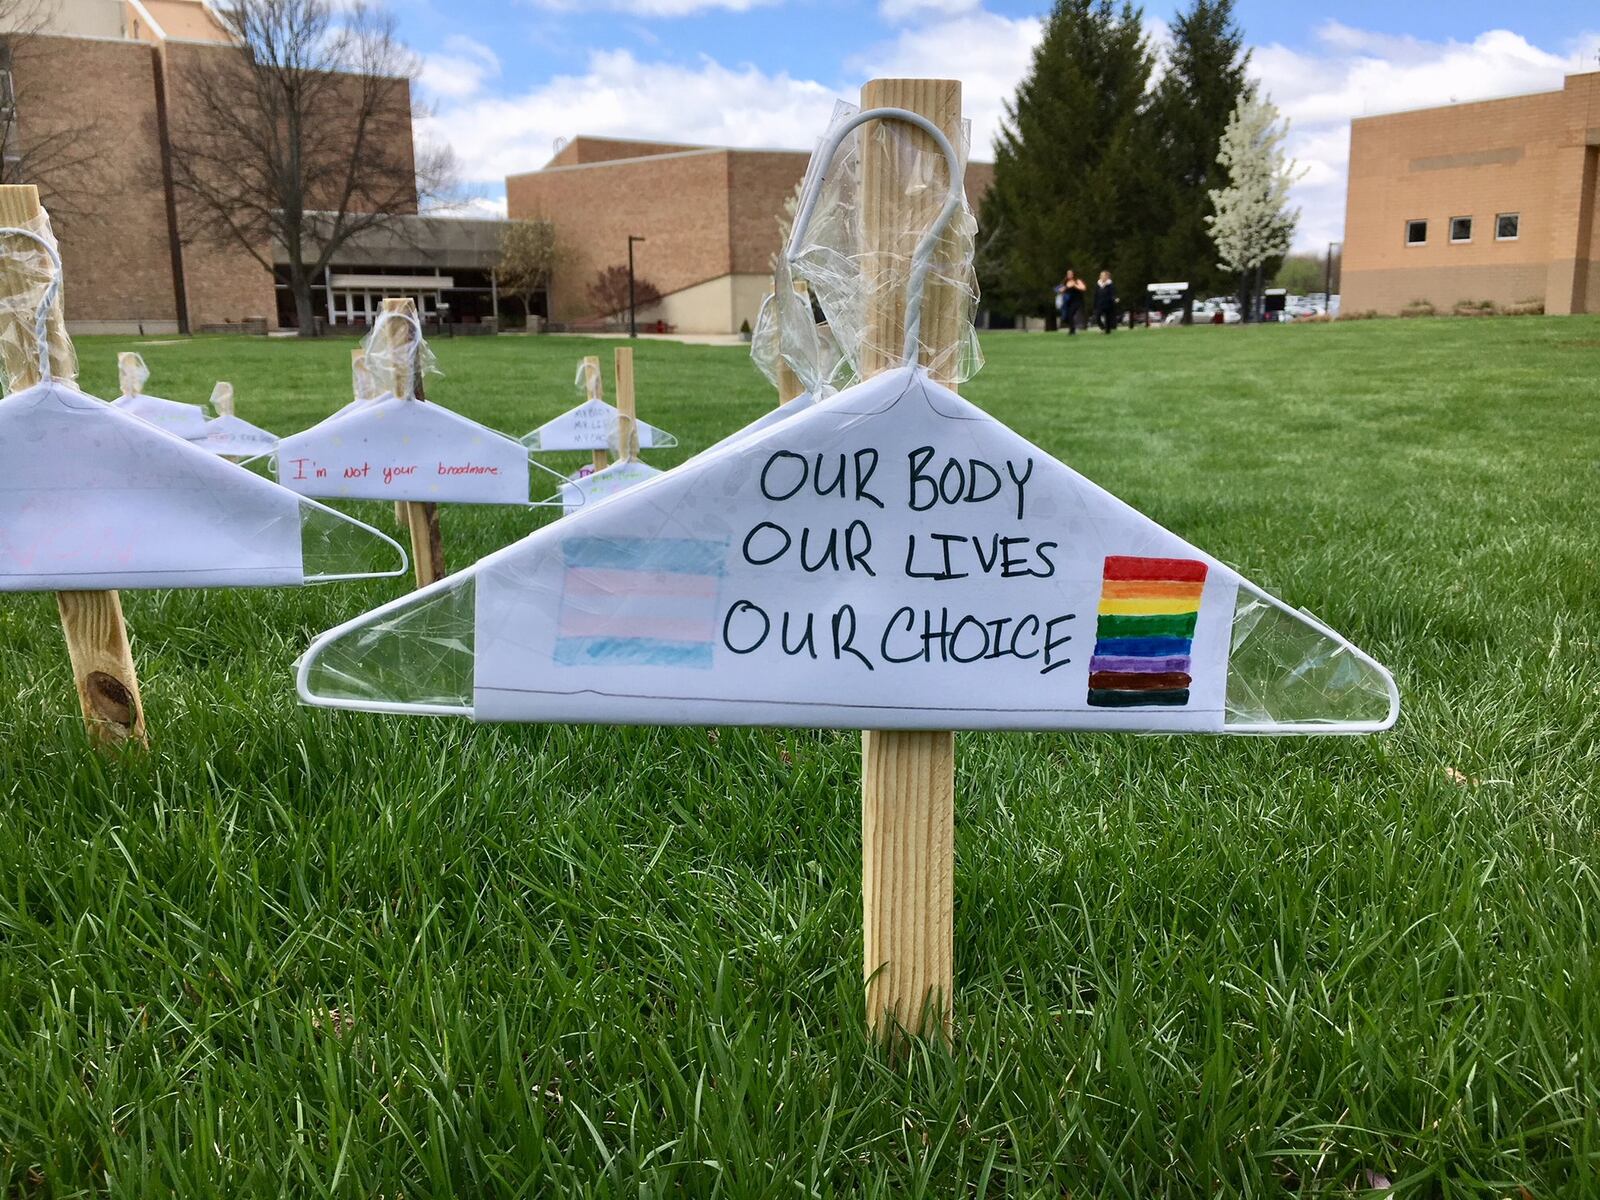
[1205, 93, 1301, 321]
[1148, 0, 1250, 315]
[980, 0, 1156, 325]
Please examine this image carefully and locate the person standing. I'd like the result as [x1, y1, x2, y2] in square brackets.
[1093, 270, 1117, 334]
[1055, 269, 1087, 334]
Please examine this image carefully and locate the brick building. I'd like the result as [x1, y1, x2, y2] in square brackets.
[1342, 70, 1600, 316]
[4, 0, 508, 334]
[506, 135, 995, 335]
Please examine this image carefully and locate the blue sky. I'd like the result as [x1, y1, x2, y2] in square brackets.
[398, 1, 1600, 249]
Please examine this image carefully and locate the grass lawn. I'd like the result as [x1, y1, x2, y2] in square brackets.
[3, 317, 1598, 1196]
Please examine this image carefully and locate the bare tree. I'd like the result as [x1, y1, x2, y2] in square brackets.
[0, 0, 107, 224]
[495, 218, 560, 327]
[588, 265, 659, 325]
[166, 0, 455, 336]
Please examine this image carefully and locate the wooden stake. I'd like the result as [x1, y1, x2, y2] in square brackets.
[613, 346, 638, 462]
[378, 297, 445, 587]
[858, 78, 964, 1044]
[583, 354, 608, 472]
[776, 356, 804, 406]
[0, 184, 146, 747]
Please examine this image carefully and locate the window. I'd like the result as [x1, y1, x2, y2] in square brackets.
[1406, 219, 1428, 245]
[1496, 212, 1520, 241]
[1449, 216, 1473, 243]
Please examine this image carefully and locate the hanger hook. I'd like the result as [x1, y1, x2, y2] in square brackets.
[783, 105, 966, 368]
[0, 224, 63, 383]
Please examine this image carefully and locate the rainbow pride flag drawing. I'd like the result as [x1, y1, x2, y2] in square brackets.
[1087, 556, 1208, 707]
[554, 537, 727, 669]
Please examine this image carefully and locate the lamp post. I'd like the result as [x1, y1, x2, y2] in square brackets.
[1324, 241, 1341, 315]
[627, 234, 646, 337]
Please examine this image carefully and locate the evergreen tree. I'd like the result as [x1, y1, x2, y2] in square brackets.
[1149, 0, 1251, 315]
[980, 0, 1156, 325]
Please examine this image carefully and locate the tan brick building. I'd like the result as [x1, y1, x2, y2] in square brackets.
[1342, 70, 1600, 316]
[4, 0, 508, 334]
[507, 135, 995, 335]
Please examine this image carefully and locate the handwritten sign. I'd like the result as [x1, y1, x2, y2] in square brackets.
[468, 367, 1252, 729]
[523, 398, 677, 452]
[196, 413, 279, 457]
[0, 380, 396, 590]
[302, 368, 1397, 732]
[559, 459, 662, 515]
[112, 392, 210, 439]
[275, 396, 530, 505]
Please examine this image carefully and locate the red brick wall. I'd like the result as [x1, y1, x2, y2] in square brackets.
[9, 34, 180, 327]
[508, 150, 734, 320]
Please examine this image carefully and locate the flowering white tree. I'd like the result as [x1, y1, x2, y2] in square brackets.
[1206, 93, 1301, 321]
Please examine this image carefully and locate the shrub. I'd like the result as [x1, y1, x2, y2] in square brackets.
[1453, 298, 1496, 317]
[1400, 299, 1436, 318]
[1500, 298, 1545, 317]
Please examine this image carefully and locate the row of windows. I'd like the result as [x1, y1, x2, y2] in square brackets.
[1406, 213, 1519, 246]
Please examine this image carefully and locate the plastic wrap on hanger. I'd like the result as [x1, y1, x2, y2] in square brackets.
[0, 221, 405, 588]
[359, 306, 439, 398]
[782, 99, 983, 386]
[749, 260, 852, 396]
[0, 211, 75, 393]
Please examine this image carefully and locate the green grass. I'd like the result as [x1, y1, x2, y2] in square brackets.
[2, 318, 1598, 1196]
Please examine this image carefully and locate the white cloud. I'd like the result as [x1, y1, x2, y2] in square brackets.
[421, 12, 1596, 255]
[1255, 23, 1592, 247]
[418, 34, 501, 101]
[878, 0, 982, 23]
[529, 0, 779, 14]
[418, 51, 839, 184]
[848, 11, 1043, 156]
[419, 11, 1043, 184]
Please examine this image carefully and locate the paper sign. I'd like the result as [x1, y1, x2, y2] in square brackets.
[473, 367, 1248, 730]
[275, 395, 531, 504]
[196, 413, 279, 457]
[0, 380, 398, 590]
[301, 367, 1396, 732]
[560, 459, 662, 515]
[523, 399, 677, 452]
[112, 392, 211, 439]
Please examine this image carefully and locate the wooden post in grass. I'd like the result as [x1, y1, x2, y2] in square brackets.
[0, 184, 146, 747]
[613, 346, 638, 462]
[858, 78, 963, 1044]
[377, 297, 445, 587]
[583, 354, 608, 473]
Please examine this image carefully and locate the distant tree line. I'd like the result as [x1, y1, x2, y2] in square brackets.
[981, 0, 1287, 324]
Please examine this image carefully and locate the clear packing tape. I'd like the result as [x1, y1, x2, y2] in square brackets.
[118, 351, 150, 397]
[0, 211, 77, 392]
[360, 303, 440, 400]
[752, 100, 983, 392]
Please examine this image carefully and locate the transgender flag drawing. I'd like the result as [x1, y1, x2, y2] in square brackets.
[554, 537, 727, 669]
[1087, 555, 1208, 707]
